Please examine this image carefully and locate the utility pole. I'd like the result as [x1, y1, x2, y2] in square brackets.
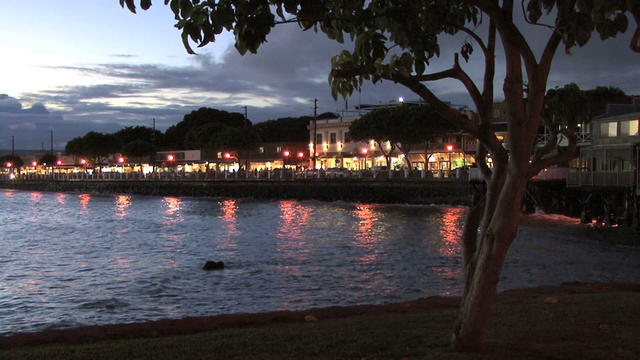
[50, 131, 53, 154]
[11, 136, 14, 156]
[151, 118, 156, 172]
[243, 106, 248, 128]
[313, 99, 318, 170]
[243, 106, 249, 170]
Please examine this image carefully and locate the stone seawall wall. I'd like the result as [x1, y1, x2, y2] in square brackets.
[0, 180, 475, 205]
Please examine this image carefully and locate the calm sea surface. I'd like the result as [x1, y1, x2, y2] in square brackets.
[1, 189, 639, 336]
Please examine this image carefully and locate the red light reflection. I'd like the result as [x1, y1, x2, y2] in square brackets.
[354, 204, 378, 244]
[79, 194, 90, 209]
[437, 207, 465, 256]
[277, 201, 309, 241]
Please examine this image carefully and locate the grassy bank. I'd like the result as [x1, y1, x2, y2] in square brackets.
[2, 283, 639, 359]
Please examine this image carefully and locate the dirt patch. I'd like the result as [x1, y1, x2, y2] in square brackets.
[1, 281, 638, 350]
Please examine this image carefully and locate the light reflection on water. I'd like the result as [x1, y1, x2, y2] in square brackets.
[1, 189, 639, 336]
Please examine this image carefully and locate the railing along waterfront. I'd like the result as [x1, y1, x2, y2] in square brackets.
[0, 168, 471, 182]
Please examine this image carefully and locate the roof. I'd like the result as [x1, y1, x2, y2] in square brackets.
[592, 111, 640, 122]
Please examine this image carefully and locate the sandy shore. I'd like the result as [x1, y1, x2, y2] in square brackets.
[2, 281, 639, 350]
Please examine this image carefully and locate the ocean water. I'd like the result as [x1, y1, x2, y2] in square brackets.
[1, 189, 639, 336]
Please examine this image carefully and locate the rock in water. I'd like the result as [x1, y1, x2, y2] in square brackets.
[202, 261, 225, 271]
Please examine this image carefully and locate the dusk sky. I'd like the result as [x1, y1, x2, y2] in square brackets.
[1, 1, 639, 150]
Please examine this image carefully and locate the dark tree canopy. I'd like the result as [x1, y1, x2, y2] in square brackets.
[65, 132, 120, 169]
[114, 126, 162, 150]
[0, 154, 23, 168]
[38, 153, 58, 166]
[210, 126, 262, 156]
[164, 107, 248, 150]
[184, 122, 227, 150]
[121, 139, 156, 161]
[254, 116, 311, 143]
[584, 86, 628, 118]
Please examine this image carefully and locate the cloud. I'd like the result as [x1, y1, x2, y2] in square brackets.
[109, 54, 139, 58]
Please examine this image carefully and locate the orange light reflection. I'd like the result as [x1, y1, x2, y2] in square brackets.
[276, 201, 311, 265]
[277, 201, 310, 242]
[162, 197, 182, 226]
[218, 199, 239, 249]
[354, 204, 380, 264]
[437, 207, 465, 256]
[79, 194, 90, 211]
[114, 195, 131, 219]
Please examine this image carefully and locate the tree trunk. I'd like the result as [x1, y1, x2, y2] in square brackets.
[451, 174, 527, 351]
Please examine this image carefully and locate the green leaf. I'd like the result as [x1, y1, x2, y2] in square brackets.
[526, 0, 542, 23]
[120, 0, 137, 13]
[141, 0, 152, 11]
[181, 29, 197, 54]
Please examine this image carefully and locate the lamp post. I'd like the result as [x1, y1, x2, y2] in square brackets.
[446, 144, 454, 176]
[283, 150, 290, 169]
[167, 154, 175, 178]
[80, 159, 87, 178]
[361, 148, 369, 170]
[118, 157, 125, 177]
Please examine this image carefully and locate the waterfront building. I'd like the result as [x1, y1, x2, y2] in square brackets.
[567, 98, 640, 188]
[308, 102, 478, 174]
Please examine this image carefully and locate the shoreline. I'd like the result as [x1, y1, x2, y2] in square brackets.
[2, 280, 639, 350]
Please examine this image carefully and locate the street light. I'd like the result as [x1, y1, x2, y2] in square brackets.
[283, 150, 290, 168]
[361, 148, 369, 170]
[118, 157, 125, 174]
[446, 144, 454, 175]
[167, 154, 174, 171]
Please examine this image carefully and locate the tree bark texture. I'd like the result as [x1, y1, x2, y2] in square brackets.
[451, 173, 528, 351]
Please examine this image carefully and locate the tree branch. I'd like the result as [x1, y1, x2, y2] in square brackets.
[414, 68, 459, 82]
[473, 0, 538, 75]
[529, 138, 578, 176]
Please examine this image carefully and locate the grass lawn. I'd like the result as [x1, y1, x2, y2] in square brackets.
[1, 292, 639, 360]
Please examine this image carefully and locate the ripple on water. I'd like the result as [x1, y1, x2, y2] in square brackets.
[1, 192, 640, 336]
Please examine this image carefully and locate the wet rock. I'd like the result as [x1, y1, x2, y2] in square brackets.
[202, 261, 225, 271]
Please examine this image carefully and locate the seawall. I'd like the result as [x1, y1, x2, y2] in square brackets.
[0, 179, 475, 205]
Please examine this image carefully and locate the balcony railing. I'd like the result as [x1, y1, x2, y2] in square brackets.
[566, 170, 635, 188]
[535, 132, 591, 146]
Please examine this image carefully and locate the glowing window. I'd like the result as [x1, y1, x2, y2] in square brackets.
[600, 122, 618, 137]
[620, 120, 638, 136]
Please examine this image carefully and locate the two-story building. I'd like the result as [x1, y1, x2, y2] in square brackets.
[567, 98, 640, 189]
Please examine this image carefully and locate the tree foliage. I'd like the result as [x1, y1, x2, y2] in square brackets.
[0, 154, 23, 169]
[349, 110, 396, 169]
[121, 139, 156, 162]
[65, 132, 120, 170]
[210, 126, 262, 169]
[164, 107, 248, 150]
[121, 0, 640, 352]
[38, 153, 58, 166]
[114, 126, 163, 150]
